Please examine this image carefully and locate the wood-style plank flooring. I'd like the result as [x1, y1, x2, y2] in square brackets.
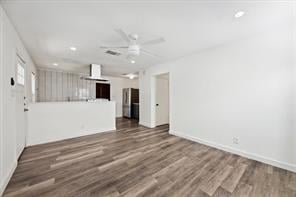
[4, 118, 296, 197]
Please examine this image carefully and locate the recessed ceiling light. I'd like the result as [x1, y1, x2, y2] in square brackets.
[53, 63, 58, 66]
[70, 47, 77, 51]
[129, 75, 135, 79]
[124, 73, 137, 79]
[130, 60, 135, 64]
[234, 11, 245, 18]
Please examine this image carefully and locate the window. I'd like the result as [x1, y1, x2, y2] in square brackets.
[31, 72, 36, 95]
[17, 62, 25, 85]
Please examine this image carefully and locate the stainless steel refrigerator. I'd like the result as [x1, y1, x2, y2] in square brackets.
[122, 88, 139, 118]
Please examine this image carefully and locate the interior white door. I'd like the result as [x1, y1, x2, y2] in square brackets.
[155, 77, 169, 126]
[15, 57, 26, 158]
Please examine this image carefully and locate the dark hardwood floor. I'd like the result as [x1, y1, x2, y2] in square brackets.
[4, 118, 296, 197]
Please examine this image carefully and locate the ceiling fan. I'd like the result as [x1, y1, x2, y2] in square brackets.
[100, 29, 165, 62]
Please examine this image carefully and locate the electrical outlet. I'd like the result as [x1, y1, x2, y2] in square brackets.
[233, 137, 239, 145]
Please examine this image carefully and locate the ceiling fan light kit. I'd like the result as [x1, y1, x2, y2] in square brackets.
[128, 45, 140, 56]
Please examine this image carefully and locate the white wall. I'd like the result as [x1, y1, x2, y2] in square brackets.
[27, 102, 116, 146]
[292, 1, 296, 166]
[0, 5, 4, 196]
[140, 27, 296, 172]
[0, 5, 37, 195]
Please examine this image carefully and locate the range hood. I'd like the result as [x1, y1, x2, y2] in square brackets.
[81, 64, 108, 81]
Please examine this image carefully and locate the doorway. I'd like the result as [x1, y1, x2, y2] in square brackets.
[155, 73, 169, 127]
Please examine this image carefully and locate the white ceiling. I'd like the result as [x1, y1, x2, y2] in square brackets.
[1, 0, 292, 76]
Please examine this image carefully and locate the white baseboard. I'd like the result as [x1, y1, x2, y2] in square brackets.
[170, 130, 296, 173]
[139, 121, 153, 128]
[0, 160, 17, 196]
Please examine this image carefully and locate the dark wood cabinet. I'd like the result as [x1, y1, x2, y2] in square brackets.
[96, 83, 110, 100]
[130, 88, 139, 104]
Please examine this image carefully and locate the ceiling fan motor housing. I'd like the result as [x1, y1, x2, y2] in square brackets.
[129, 33, 139, 41]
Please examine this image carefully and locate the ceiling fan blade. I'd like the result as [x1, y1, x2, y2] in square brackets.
[100, 46, 128, 49]
[141, 48, 160, 58]
[141, 37, 165, 46]
[114, 29, 130, 43]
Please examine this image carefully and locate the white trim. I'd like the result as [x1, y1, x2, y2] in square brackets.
[139, 121, 153, 128]
[0, 6, 3, 196]
[170, 130, 296, 173]
[0, 160, 17, 196]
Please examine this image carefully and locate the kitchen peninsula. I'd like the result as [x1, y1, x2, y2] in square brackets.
[27, 100, 116, 146]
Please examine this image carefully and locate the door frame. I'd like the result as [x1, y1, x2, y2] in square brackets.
[15, 53, 27, 159]
[151, 72, 170, 128]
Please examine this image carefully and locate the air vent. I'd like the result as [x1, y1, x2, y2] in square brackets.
[105, 50, 121, 56]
